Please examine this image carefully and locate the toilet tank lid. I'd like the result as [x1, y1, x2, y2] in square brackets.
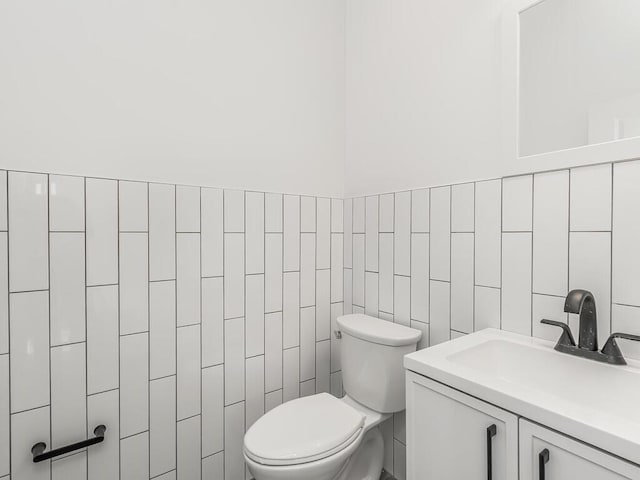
[337, 314, 422, 346]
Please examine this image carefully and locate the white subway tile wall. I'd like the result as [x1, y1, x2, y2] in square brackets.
[0, 171, 344, 480]
[342, 161, 639, 478]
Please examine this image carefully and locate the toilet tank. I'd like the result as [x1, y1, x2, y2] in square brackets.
[337, 314, 422, 413]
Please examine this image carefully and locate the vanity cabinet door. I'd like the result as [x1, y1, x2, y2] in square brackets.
[519, 420, 640, 480]
[406, 372, 518, 480]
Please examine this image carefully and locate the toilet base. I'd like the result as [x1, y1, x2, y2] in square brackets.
[336, 427, 384, 480]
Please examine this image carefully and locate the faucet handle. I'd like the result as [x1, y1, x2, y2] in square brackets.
[540, 319, 576, 347]
[601, 332, 640, 365]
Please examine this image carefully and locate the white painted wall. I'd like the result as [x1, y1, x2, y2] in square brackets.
[345, 0, 505, 196]
[0, 0, 345, 196]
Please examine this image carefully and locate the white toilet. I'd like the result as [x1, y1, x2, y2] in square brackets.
[244, 314, 422, 480]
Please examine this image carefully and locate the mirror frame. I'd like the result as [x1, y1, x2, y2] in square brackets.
[501, 0, 640, 174]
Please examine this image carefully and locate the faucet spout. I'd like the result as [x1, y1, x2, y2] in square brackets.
[564, 289, 598, 351]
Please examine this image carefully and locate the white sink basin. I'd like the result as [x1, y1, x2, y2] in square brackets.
[404, 328, 640, 465]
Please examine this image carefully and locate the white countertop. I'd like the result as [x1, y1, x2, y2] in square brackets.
[404, 328, 640, 465]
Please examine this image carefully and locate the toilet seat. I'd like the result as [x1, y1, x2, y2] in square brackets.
[244, 393, 365, 466]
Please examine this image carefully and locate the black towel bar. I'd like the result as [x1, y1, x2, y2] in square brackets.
[31, 425, 106, 463]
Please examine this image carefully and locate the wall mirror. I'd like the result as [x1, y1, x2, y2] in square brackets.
[503, 0, 640, 172]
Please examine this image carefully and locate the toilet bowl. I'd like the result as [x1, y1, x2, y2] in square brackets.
[244, 394, 389, 480]
[244, 314, 422, 480]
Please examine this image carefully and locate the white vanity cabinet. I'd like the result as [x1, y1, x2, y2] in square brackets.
[406, 372, 518, 480]
[519, 420, 640, 480]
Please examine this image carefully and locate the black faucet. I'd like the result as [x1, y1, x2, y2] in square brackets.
[541, 289, 640, 365]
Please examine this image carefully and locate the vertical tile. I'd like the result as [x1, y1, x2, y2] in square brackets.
[533, 170, 569, 296]
[283, 272, 300, 349]
[300, 196, 316, 232]
[246, 192, 265, 275]
[86, 178, 118, 286]
[429, 281, 450, 346]
[283, 195, 300, 272]
[87, 390, 119, 480]
[571, 164, 612, 231]
[51, 343, 86, 449]
[569, 232, 611, 343]
[365, 196, 379, 272]
[330, 371, 343, 398]
[202, 365, 224, 457]
[265, 312, 283, 392]
[501, 233, 532, 336]
[224, 233, 244, 319]
[201, 188, 223, 277]
[331, 198, 344, 233]
[120, 333, 149, 437]
[149, 183, 176, 281]
[394, 410, 406, 443]
[52, 452, 86, 480]
[49, 175, 84, 231]
[502, 175, 533, 232]
[343, 269, 353, 315]
[10, 291, 49, 411]
[0, 171, 5, 231]
[202, 452, 224, 480]
[177, 325, 200, 419]
[120, 432, 149, 480]
[379, 233, 394, 313]
[474, 286, 501, 331]
[177, 416, 201, 480]
[353, 197, 365, 233]
[154, 471, 177, 480]
[430, 187, 451, 281]
[380, 417, 394, 474]
[118, 181, 147, 232]
[223, 402, 244, 480]
[11, 406, 50, 480]
[119, 233, 149, 334]
[8, 172, 48, 291]
[300, 233, 316, 307]
[451, 233, 474, 334]
[352, 234, 365, 307]
[411, 189, 429, 233]
[365, 272, 378, 316]
[265, 193, 283, 233]
[379, 194, 394, 233]
[613, 161, 640, 306]
[283, 347, 300, 402]
[50, 233, 85, 345]
[330, 303, 343, 372]
[394, 440, 407, 480]
[177, 233, 201, 327]
[300, 307, 316, 381]
[224, 317, 245, 405]
[150, 280, 176, 379]
[246, 355, 265, 429]
[0, 355, 7, 475]
[475, 179, 502, 288]
[201, 277, 223, 368]
[246, 274, 265, 357]
[87, 285, 119, 394]
[331, 233, 344, 302]
[316, 269, 331, 340]
[265, 390, 283, 413]
[150, 376, 176, 477]
[343, 198, 353, 268]
[532, 294, 567, 342]
[0, 235, 6, 354]
[612, 304, 640, 361]
[315, 340, 330, 394]
[410, 233, 429, 322]
[176, 185, 200, 233]
[451, 330, 466, 339]
[451, 183, 474, 232]
[300, 379, 316, 397]
[317, 198, 331, 269]
[224, 189, 244, 233]
[394, 191, 411, 276]
[265, 233, 283, 313]
[394, 275, 410, 326]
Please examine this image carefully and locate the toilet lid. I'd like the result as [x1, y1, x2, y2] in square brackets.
[244, 393, 365, 466]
